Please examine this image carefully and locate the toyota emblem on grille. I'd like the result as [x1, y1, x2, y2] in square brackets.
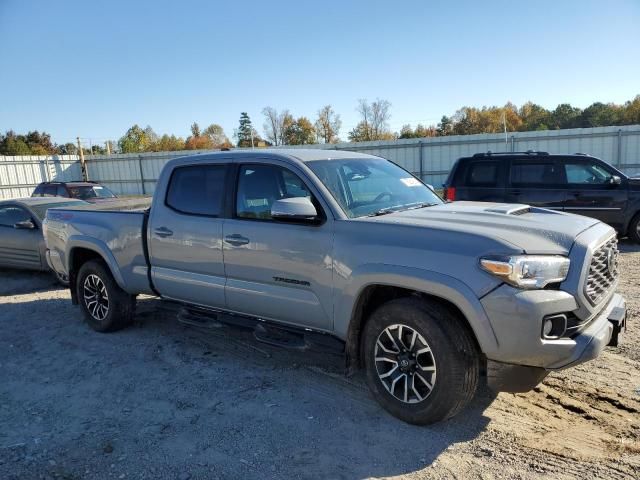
[606, 247, 616, 275]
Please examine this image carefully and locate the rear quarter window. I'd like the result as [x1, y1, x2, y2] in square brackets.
[165, 165, 227, 216]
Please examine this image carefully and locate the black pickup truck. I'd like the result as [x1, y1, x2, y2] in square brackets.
[443, 151, 640, 242]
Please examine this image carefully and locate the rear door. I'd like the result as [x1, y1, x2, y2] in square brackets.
[455, 160, 506, 201]
[148, 163, 229, 308]
[0, 205, 42, 270]
[222, 160, 334, 331]
[560, 157, 627, 230]
[505, 158, 566, 209]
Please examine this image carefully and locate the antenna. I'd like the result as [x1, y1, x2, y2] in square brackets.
[503, 111, 508, 146]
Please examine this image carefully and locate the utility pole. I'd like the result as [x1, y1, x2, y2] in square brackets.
[250, 129, 255, 149]
[77, 137, 88, 181]
[503, 111, 508, 147]
[105, 141, 111, 155]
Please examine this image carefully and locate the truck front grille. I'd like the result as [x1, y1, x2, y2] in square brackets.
[584, 236, 618, 305]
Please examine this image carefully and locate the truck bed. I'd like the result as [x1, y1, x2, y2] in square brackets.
[45, 203, 153, 296]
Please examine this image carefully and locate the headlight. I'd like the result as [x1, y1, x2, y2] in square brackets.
[480, 255, 570, 289]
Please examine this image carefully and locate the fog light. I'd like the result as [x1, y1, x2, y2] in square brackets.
[543, 319, 553, 337]
[542, 314, 567, 339]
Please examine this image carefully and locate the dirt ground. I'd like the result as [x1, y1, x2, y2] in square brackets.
[1, 244, 639, 480]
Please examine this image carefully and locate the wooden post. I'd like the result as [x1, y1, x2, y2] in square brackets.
[105, 141, 111, 156]
[77, 137, 88, 181]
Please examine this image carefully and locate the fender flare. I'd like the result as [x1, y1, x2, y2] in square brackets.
[336, 264, 500, 362]
[66, 236, 127, 291]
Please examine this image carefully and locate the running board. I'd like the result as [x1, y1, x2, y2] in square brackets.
[176, 305, 344, 354]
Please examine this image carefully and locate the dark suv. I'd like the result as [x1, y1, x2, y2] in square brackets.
[32, 181, 117, 203]
[443, 151, 640, 242]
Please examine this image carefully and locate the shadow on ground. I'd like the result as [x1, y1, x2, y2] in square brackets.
[0, 272, 495, 479]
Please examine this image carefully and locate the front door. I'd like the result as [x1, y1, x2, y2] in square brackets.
[148, 163, 228, 308]
[560, 158, 628, 230]
[0, 205, 42, 270]
[505, 158, 566, 209]
[223, 162, 334, 331]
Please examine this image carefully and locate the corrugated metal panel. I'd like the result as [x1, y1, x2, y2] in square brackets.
[1, 126, 639, 199]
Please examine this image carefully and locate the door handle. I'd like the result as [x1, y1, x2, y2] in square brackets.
[154, 227, 174, 238]
[225, 234, 250, 246]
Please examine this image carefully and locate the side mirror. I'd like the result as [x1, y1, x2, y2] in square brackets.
[271, 197, 320, 223]
[609, 175, 622, 185]
[14, 220, 35, 230]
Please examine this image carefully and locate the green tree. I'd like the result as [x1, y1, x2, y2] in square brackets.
[519, 102, 551, 131]
[579, 102, 623, 128]
[57, 142, 77, 155]
[550, 104, 582, 129]
[155, 134, 185, 152]
[437, 116, 453, 136]
[118, 124, 151, 153]
[623, 95, 640, 124]
[236, 112, 258, 147]
[398, 124, 415, 139]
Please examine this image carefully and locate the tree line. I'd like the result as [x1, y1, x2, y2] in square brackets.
[1, 95, 638, 156]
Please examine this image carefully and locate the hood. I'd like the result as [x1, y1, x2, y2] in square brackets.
[362, 201, 601, 254]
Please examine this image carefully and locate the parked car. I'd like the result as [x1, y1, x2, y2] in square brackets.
[32, 181, 117, 202]
[0, 197, 88, 284]
[443, 151, 640, 241]
[44, 150, 626, 424]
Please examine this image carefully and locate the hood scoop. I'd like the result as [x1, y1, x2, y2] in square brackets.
[484, 204, 531, 216]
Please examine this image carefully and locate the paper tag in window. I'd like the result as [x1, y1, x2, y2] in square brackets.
[401, 177, 421, 187]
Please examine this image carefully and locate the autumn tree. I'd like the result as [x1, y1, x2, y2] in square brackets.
[283, 117, 316, 145]
[314, 105, 341, 143]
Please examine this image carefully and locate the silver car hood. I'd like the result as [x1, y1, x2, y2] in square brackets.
[363, 201, 601, 255]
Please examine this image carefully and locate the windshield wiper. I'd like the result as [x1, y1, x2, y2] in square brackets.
[368, 206, 397, 217]
[404, 202, 439, 210]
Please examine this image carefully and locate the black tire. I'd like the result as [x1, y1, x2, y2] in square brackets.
[627, 213, 640, 244]
[362, 297, 480, 425]
[76, 260, 135, 332]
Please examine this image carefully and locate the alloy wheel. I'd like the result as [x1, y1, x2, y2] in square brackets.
[374, 324, 436, 404]
[83, 274, 109, 321]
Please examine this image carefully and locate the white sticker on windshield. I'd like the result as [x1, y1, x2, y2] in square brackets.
[401, 177, 421, 187]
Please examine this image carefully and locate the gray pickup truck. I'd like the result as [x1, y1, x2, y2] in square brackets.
[44, 149, 627, 424]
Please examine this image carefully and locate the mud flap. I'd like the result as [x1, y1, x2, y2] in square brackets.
[486, 360, 549, 393]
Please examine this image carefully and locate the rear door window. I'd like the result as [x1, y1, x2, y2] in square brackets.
[510, 161, 561, 186]
[465, 162, 499, 186]
[165, 165, 227, 216]
[56, 185, 69, 197]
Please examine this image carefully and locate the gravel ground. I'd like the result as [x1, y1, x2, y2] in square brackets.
[1, 243, 639, 479]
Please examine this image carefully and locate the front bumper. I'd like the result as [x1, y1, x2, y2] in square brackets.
[481, 285, 626, 370]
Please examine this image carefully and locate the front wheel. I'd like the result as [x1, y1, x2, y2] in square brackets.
[362, 297, 480, 425]
[627, 213, 640, 244]
[76, 260, 135, 332]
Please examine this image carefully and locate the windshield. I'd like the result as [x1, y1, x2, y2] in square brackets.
[307, 158, 442, 218]
[69, 185, 117, 199]
[31, 200, 88, 220]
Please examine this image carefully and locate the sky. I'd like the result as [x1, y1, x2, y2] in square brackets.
[1, 0, 639, 147]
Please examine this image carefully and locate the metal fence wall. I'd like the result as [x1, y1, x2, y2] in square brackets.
[1, 125, 639, 199]
[0, 155, 82, 199]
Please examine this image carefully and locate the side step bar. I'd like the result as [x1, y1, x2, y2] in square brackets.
[177, 306, 344, 354]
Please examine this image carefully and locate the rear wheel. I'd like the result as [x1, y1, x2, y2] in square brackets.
[76, 260, 135, 332]
[362, 297, 480, 425]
